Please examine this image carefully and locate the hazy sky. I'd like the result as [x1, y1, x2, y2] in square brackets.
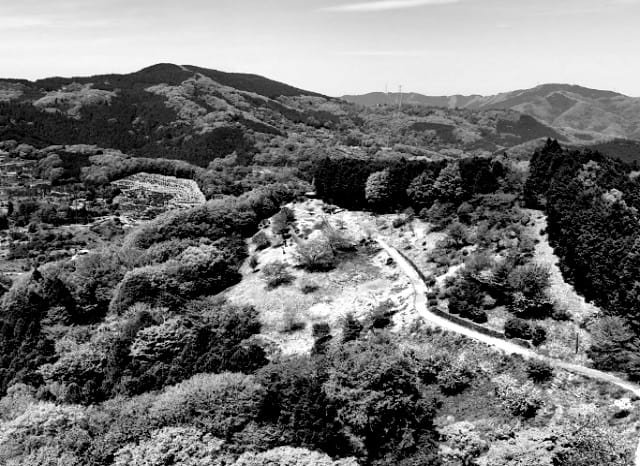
[1, 0, 639, 96]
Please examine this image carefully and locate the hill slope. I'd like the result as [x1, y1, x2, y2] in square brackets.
[0, 64, 336, 166]
[344, 84, 640, 141]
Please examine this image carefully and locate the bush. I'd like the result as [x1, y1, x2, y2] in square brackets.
[526, 359, 554, 383]
[504, 317, 532, 340]
[341, 313, 363, 342]
[531, 325, 547, 347]
[437, 363, 474, 395]
[369, 300, 395, 329]
[446, 221, 470, 248]
[295, 237, 335, 271]
[320, 221, 356, 252]
[494, 375, 543, 418]
[447, 276, 487, 323]
[508, 263, 550, 299]
[508, 291, 555, 319]
[298, 278, 319, 294]
[252, 231, 270, 251]
[551, 307, 571, 321]
[392, 216, 407, 228]
[262, 261, 294, 289]
[312, 322, 331, 338]
[456, 202, 474, 224]
[423, 201, 456, 231]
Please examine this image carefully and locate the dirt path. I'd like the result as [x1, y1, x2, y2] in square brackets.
[375, 237, 640, 466]
[523, 208, 599, 323]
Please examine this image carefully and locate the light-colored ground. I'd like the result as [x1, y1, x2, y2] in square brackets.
[523, 208, 600, 323]
[376, 236, 640, 466]
[113, 172, 206, 207]
[225, 200, 420, 356]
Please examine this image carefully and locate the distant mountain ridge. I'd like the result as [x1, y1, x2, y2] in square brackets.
[343, 84, 640, 141]
[0, 64, 625, 166]
[0, 63, 338, 166]
[3, 63, 325, 100]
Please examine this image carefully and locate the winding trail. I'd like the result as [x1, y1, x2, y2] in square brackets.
[375, 237, 640, 465]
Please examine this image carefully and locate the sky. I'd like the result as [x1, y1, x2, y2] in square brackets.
[1, 0, 639, 96]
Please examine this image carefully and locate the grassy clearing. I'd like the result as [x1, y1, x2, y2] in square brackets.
[225, 200, 415, 355]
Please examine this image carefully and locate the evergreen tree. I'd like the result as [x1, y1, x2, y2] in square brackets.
[434, 163, 465, 204]
[406, 171, 436, 209]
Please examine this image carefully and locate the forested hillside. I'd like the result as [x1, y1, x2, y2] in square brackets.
[0, 65, 638, 466]
[526, 139, 640, 377]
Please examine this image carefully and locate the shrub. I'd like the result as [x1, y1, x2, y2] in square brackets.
[456, 202, 474, 224]
[508, 263, 550, 299]
[298, 278, 319, 294]
[341, 313, 363, 342]
[494, 375, 543, 418]
[295, 237, 335, 271]
[446, 221, 470, 248]
[438, 421, 488, 465]
[392, 216, 407, 228]
[531, 325, 547, 346]
[423, 201, 456, 230]
[551, 307, 571, 321]
[251, 231, 270, 251]
[321, 222, 356, 252]
[369, 300, 395, 329]
[311, 335, 333, 356]
[526, 359, 554, 383]
[508, 291, 555, 319]
[504, 317, 532, 340]
[437, 363, 474, 395]
[447, 276, 487, 323]
[262, 261, 294, 289]
[312, 322, 331, 338]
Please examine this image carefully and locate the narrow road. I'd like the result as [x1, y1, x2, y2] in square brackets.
[375, 237, 640, 465]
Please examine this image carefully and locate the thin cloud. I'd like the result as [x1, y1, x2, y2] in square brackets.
[336, 50, 446, 57]
[0, 16, 51, 30]
[320, 0, 460, 13]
